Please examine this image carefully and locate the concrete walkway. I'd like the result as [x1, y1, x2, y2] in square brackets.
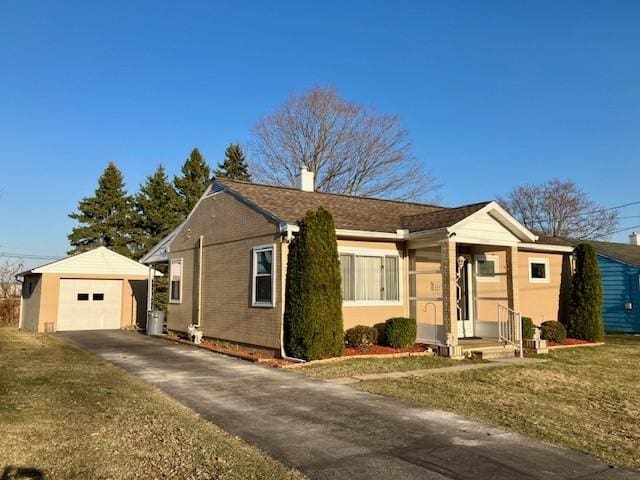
[58, 331, 638, 480]
[328, 357, 548, 384]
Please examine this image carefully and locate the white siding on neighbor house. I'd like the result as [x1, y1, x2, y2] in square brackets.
[451, 211, 520, 245]
[33, 247, 150, 276]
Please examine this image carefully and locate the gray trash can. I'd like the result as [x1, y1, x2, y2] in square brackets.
[146, 310, 165, 336]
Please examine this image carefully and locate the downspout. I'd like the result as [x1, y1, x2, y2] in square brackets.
[146, 266, 153, 312]
[279, 229, 305, 363]
[196, 235, 203, 328]
[16, 276, 24, 330]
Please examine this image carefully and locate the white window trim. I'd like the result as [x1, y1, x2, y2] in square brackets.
[252, 244, 276, 308]
[169, 258, 183, 304]
[528, 257, 550, 284]
[475, 254, 500, 283]
[338, 247, 403, 307]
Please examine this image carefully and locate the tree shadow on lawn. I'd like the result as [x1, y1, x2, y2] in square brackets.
[2, 466, 44, 480]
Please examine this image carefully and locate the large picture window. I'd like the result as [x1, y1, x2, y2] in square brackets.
[339, 252, 400, 303]
[253, 246, 274, 307]
[169, 258, 183, 303]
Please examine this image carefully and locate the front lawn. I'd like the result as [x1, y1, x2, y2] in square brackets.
[294, 354, 480, 379]
[357, 335, 640, 471]
[0, 328, 305, 480]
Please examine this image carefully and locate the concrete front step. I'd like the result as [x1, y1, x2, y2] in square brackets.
[467, 345, 516, 360]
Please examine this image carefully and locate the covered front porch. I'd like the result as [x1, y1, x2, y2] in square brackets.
[407, 237, 523, 358]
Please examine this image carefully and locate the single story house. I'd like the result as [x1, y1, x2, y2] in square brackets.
[142, 169, 574, 358]
[587, 235, 640, 333]
[17, 247, 151, 332]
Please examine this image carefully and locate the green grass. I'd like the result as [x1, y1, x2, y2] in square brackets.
[294, 354, 482, 379]
[0, 328, 305, 480]
[357, 335, 640, 471]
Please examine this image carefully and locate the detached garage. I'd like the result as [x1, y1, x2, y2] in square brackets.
[17, 247, 150, 332]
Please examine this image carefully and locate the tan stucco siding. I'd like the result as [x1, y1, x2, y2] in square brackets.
[167, 191, 283, 350]
[36, 273, 147, 332]
[20, 274, 42, 331]
[517, 250, 566, 325]
[20, 273, 146, 332]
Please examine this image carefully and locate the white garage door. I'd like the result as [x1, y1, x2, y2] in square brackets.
[57, 279, 123, 331]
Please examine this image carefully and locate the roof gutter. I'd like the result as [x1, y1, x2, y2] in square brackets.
[284, 224, 408, 240]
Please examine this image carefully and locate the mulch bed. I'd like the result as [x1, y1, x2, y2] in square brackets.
[343, 344, 428, 356]
[163, 334, 432, 367]
[548, 338, 592, 347]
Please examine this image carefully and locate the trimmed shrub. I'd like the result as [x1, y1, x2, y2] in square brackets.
[385, 317, 417, 348]
[284, 207, 344, 360]
[373, 322, 388, 346]
[540, 320, 567, 344]
[344, 325, 378, 348]
[566, 243, 604, 342]
[522, 317, 535, 340]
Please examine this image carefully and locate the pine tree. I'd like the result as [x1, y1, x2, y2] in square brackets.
[68, 162, 135, 257]
[133, 164, 183, 259]
[565, 243, 605, 341]
[284, 207, 344, 360]
[216, 143, 251, 181]
[174, 148, 211, 216]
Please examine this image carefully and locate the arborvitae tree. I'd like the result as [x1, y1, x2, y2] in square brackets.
[216, 143, 251, 181]
[68, 162, 135, 257]
[133, 164, 183, 259]
[565, 243, 605, 341]
[284, 207, 343, 360]
[174, 148, 211, 215]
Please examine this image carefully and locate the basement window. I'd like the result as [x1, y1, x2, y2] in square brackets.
[77, 293, 89, 301]
[252, 245, 275, 307]
[93, 293, 104, 301]
[169, 258, 183, 303]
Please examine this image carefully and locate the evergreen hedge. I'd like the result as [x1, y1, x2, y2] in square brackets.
[522, 317, 535, 340]
[540, 320, 567, 344]
[284, 208, 344, 360]
[565, 243, 605, 342]
[385, 317, 417, 348]
[344, 325, 378, 348]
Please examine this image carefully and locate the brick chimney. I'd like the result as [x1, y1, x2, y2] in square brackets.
[295, 167, 315, 192]
[630, 232, 640, 246]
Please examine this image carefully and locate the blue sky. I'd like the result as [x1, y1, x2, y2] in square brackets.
[1, 0, 639, 265]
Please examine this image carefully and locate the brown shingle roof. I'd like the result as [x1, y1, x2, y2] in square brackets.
[585, 241, 640, 267]
[400, 202, 490, 232]
[216, 178, 483, 233]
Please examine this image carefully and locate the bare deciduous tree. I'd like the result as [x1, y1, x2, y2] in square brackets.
[0, 258, 23, 326]
[498, 179, 619, 240]
[251, 87, 439, 201]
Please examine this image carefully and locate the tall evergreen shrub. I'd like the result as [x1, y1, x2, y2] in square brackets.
[565, 243, 604, 341]
[284, 208, 344, 360]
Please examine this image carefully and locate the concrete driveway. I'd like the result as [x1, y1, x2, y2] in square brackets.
[58, 330, 637, 480]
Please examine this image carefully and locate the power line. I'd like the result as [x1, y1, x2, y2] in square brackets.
[609, 224, 640, 235]
[0, 252, 61, 261]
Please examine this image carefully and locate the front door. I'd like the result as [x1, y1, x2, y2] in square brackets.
[456, 256, 475, 338]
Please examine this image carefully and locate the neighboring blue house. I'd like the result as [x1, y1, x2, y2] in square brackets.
[589, 235, 640, 333]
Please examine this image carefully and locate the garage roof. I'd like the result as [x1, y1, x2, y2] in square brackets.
[17, 247, 151, 277]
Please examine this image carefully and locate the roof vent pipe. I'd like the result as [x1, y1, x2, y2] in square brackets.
[630, 232, 640, 246]
[295, 167, 315, 192]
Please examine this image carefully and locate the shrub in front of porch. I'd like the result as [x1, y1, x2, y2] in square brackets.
[540, 320, 567, 344]
[284, 208, 344, 361]
[385, 317, 417, 348]
[566, 243, 605, 342]
[522, 317, 535, 340]
[344, 325, 378, 348]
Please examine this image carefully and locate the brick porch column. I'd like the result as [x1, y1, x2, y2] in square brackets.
[506, 245, 519, 313]
[441, 239, 458, 346]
